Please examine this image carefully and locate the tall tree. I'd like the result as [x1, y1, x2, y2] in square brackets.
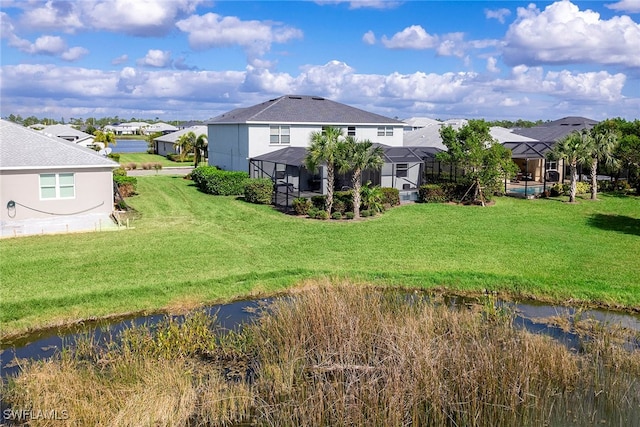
[337, 137, 384, 218]
[436, 120, 516, 205]
[194, 133, 208, 167]
[305, 127, 344, 214]
[93, 130, 117, 150]
[547, 130, 591, 203]
[174, 131, 196, 162]
[587, 128, 618, 200]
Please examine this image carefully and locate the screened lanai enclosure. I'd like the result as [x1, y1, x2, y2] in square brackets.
[249, 146, 448, 210]
[502, 141, 561, 198]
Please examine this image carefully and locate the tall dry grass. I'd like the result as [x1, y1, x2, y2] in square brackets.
[3, 282, 639, 426]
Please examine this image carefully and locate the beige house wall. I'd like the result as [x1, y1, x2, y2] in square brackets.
[1, 167, 115, 222]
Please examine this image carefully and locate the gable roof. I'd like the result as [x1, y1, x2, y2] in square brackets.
[512, 116, 598, 142]
[208, 95, 404, 125]
[0, 120, 118, 171]
[154, 126, 208, 143]
[40, 124, 94, 146]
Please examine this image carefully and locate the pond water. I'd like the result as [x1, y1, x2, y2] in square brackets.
[2, 294, 638, 382]
[111, 139, 148, 153]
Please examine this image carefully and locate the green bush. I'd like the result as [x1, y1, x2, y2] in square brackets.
[191, 166, 218, 189]
[316, 210, 330, 220]
[332, 199, 345, 214]
[599, 180, 631, 193]
[292, 197, 312, 216]
[418, 184, 447, 203]
[112, 167, 127, 177]
[331, 211, 342, 220]
[307, 207, 319, 219]
[113, 175, 137, 189]
[107, 153, 121, 162]
[345, 211, 355, 220]
[334, 190, 354, 213]
[575, 181, 591, 195]
[205, 170, 250, 196]
[380, 187, 400, 206]
[312, 195, 327, 211]
[244, 178, 273, 205]
[360, 209, 371, 217]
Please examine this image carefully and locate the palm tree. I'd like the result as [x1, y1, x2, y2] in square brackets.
[194, 133, 208, 167]
[305, 127, 344, 214]
[337, 137, 384, 218]
[93, 130, 116, 150]
[547, 130, 591, 203]
[587, 129, 618, 200]
[174, 131, 196, 162]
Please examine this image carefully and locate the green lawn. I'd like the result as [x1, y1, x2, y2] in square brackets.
[1, 176, 639, 338]
[118, 153, 194, 168]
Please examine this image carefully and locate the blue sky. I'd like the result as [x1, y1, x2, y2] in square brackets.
[1, 0, 639, 122]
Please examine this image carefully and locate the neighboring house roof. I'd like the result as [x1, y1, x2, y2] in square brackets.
[0, 120, 118, 171]
[145, 122, 179, 133]
[490, 126, 538, 143]
[402, 120, 468, 149]
[502, 141, 556, 159]
[208, 95, 404, 125]
[402, 117, 441, 130]
[40, 124, 95, 146]
[511, 116, 598, 142]
[154, 126, 208, 144]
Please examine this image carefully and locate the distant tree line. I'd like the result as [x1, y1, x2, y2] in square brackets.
[3, 114, 204, 129]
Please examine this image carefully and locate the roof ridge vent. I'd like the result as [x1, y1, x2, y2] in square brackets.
[311, 97, 325, 100]
[288, 96, 302, 99]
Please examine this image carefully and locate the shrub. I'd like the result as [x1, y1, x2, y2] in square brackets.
[331, 211, 342, 220]
[107, 153, 120, 162]
[204, 170, 250, 196]
[550, 183, 566, 197]
[345, 211, 355, 220]
[191, 166, 219, 190]
[114, 175, 138, 197]
[418, 184, 447, 203]
[334, 190, 354, 213]
[141, 162, 152, 170]
[316, 210, 330, 220]
[292, 198, 312, 216]
[332, 199, 345, 214]
[380, 187, 400, 207]
[307, 207, 319, 219]
[153, 163, 162, 172]
[360, 209, 370, 217]
[127, 162, 137, 170]
[113, 167, 127, 177]
[244, 178, 273, 205]
[311, 195, 327, 211]
[575, 181, 591, 195]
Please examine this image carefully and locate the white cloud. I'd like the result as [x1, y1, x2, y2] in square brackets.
[20, 0, 84, 33]
[381, 25, 438, 49]
[606, 0, 640, 13]
[138, 49, 172, 68]
[314, 1, 402, 10]
[60, 46, 89, 62]
[487, 57, 500, 73]
[0, 60, 635, 122]
[175, 13, 303, 58]
[503, 0, 640, 67]
[112, 54, 129, 65]
[485, 8, 511, 24]
[362, 30, 376, 45]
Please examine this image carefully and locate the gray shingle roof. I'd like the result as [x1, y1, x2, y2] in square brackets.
[40, 124, 93, 141]
[208, 95, 404, 125]
[512, 116, 598, 142]
[0, 119, 119, 170]
[154, 126, 208, 143]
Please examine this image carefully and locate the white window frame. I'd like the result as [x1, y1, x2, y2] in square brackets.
[377, 126, 393, 137]
[40, 173, 76, 200]
[547, 160, 557, 170]
[270, 125, 290, 145]
[347, 126, 356, 136]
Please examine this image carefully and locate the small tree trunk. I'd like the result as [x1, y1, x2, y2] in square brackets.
[352, 169, 362, 219]
[569, 162, 578, 203]
[326, 164, 334, 215]
[591, 157, 598, 200]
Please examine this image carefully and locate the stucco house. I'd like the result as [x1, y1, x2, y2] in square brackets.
[154, 125, 207, 157]
[40, 124, 96, 149]
[0, 120, 119, 238]
[207, 95, 406, 173]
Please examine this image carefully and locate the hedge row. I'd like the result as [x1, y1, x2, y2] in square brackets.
[417, 182, 468, 203]
[191, 166, 250, 196]
[244, 178, 273, 204]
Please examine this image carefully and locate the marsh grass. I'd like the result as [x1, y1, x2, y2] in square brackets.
[3, 282, 639, 426]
